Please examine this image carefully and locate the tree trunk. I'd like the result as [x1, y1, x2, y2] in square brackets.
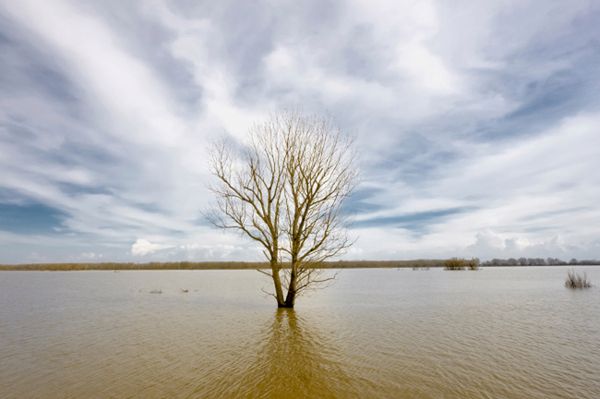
[282, 266, 297, 308]
[270, 260, 286, 307]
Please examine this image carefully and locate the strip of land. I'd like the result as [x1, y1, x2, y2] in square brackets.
[0, 260, 444, 271]
[1, 258, 598, 271]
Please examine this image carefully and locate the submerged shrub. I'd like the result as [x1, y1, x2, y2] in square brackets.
[466, 258, 480, 270]
[565, 270, 592, 289]
[444, 258, 466, 270]
[444, 257, 480, 271]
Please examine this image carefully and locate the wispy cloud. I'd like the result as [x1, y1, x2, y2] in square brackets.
[0, 0, 599, 262]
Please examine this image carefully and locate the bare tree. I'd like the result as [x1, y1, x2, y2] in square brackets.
[209, 112, 357, 308]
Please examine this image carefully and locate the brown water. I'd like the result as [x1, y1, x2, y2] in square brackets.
[1, 267, 599, 398]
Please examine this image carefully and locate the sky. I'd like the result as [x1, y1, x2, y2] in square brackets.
[1, 0, 600, 263]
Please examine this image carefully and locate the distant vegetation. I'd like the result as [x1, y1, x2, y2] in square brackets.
[342, 259, 444, 269]
[565, 270, 592, 289]
[0, 262, 266, 271]
[0, 260, 446, 271]
[1, 257, 598, 271]
[444, 258, 480, 270]
[482, 257, 600, 266]
[444, 258, 466, 270]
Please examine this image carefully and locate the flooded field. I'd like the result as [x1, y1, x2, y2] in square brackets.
[1, 267, 599, 398]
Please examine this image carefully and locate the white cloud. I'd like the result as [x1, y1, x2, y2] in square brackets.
[131, 239, 171, 256]
[465, 230, 577, 259]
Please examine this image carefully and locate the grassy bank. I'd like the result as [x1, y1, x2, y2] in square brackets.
[2, 259, 597, 271]
[0, 259, 446, 271]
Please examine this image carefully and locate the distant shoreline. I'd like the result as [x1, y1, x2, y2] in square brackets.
[0, 260, 598, 271]
[0, 260, 438, 271]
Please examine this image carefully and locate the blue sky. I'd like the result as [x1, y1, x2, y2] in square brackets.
[1, 0, 600, 263]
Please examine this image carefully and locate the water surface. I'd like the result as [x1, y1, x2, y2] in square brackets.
[1, 267, 599, 398]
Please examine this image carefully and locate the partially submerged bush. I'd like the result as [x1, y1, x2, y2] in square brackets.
[466, 258, 480, 270]
[444, 257, 480, 270]
[565, 270, 592, 289]
[444, 258, 466, 270]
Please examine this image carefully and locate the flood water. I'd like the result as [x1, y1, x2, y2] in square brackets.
[1, 267, 599, 398]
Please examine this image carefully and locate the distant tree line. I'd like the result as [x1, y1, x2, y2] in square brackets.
[481, 257, 600, 266]
[0, 262, 268, 271]
[1, 258, 598, 271]
[0, 259, 446, 271]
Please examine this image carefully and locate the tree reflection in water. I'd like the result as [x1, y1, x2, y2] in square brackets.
[193, 309, 358, 398]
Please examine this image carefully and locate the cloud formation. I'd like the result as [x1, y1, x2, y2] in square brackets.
[0, 0, 599, 262]
[131, 239, 171, 257]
